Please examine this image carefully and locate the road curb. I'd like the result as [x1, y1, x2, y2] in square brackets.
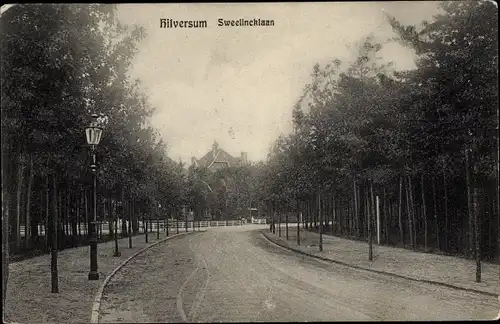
[90, 232, 195, 323]
[261, 231, 499, 299]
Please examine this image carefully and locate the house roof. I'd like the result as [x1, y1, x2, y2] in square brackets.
[194, 142, 241, 169]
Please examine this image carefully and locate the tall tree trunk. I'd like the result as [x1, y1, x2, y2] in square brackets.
[305, 200, 309, 230]
[432, 176, 439, 250]
[325, 196, 329, 229]
[310, 199, 313, 230]
[398, 176, 404, 246]
[278, 208, 281, 237]
[301, 202, 304, 230]
[383, 188, 388, 245]
[342, 205, 346, 236]
[421, 174, 428, 252]
[129, 198, 133, 248]
[121, 190, 126, 237]
[46, 175, 50, 251]
[15, 159, 25, 252]
[63, 187, 68, 249]
[51, 174, 59, 293]
[325, 196, 329, 228]
[405, 176, 414, 250]
[473, 183, 483, 282]
[77, 190, 81, 241]
[145, 214, 149, 243]
[2, 164, 10, 306]
[309, 199, 312, 230]
[66, 189, 71, 246]
[114, 195, 120, 257]
[38, 187, 43, 240]
[164, 206, 167, 236]
[132, 199, 137, 235]
[271, 205, 276, 234]
[108, 196, 113, 240]
[318, 191, 323, 252]
[487, 194, 493, 258]
[366, 186, 370, 239]
[368, 182, 373, 260]
[346, 201, 349, 235]
[390, 201, 395, 244]
[285, 208, 289, 240]
[346, 205, 350, 238]
[30, 186, 39, 241]
[296, 199, 300, 245]
[443, 169, 449, 252]
[312, 200, 315, 228]
[176, 208, 179, 235]
[332, 193, 336, 235]
[340, 202, 343, 235]
[466, 148, 474, 258]
[156, 202, 160, 240]
[71, 191, 77, 247]
[409, 176, 416, 250]
[60, 187, 64, 248]
[57, 186, 61, 250]
[68, 190, 76, 247]
[109, 196, 113, 236]
[350, 204, 354, 236]
[63, 188, 67, 245]
[59, 183, 69, 250]
[25, 155, 34, 249]
[354, 175, 359, 238]
[347, 205, 350, 236]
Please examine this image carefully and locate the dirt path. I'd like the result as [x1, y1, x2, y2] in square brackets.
[98, 228, 499, 322]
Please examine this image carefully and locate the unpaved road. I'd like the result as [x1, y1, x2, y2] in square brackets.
[99, 227, 499, 322]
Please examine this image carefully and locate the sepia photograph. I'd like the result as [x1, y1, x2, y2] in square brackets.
[1, 1, 499, 322]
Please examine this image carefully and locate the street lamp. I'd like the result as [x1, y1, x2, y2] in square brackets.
[86, 114, 102, 281]
[113, 200, 121, 257]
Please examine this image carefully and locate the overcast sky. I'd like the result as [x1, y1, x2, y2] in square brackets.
[117, 1, 440, 164]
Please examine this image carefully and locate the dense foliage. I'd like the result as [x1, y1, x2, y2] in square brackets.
[1, 4, 188, 256]
[257, 1, 499, 261]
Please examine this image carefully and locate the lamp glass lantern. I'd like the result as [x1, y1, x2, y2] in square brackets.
[85, 115, 103, 146]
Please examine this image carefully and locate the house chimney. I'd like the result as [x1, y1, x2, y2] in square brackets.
[241, 152, 248, 165]
[212, 141, 219, 158]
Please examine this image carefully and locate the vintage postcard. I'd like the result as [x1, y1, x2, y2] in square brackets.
[1, 2, 499, 323]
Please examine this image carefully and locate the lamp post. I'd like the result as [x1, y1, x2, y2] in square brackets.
[85, 114, 102, 281]
[113, 199, 121, 257]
